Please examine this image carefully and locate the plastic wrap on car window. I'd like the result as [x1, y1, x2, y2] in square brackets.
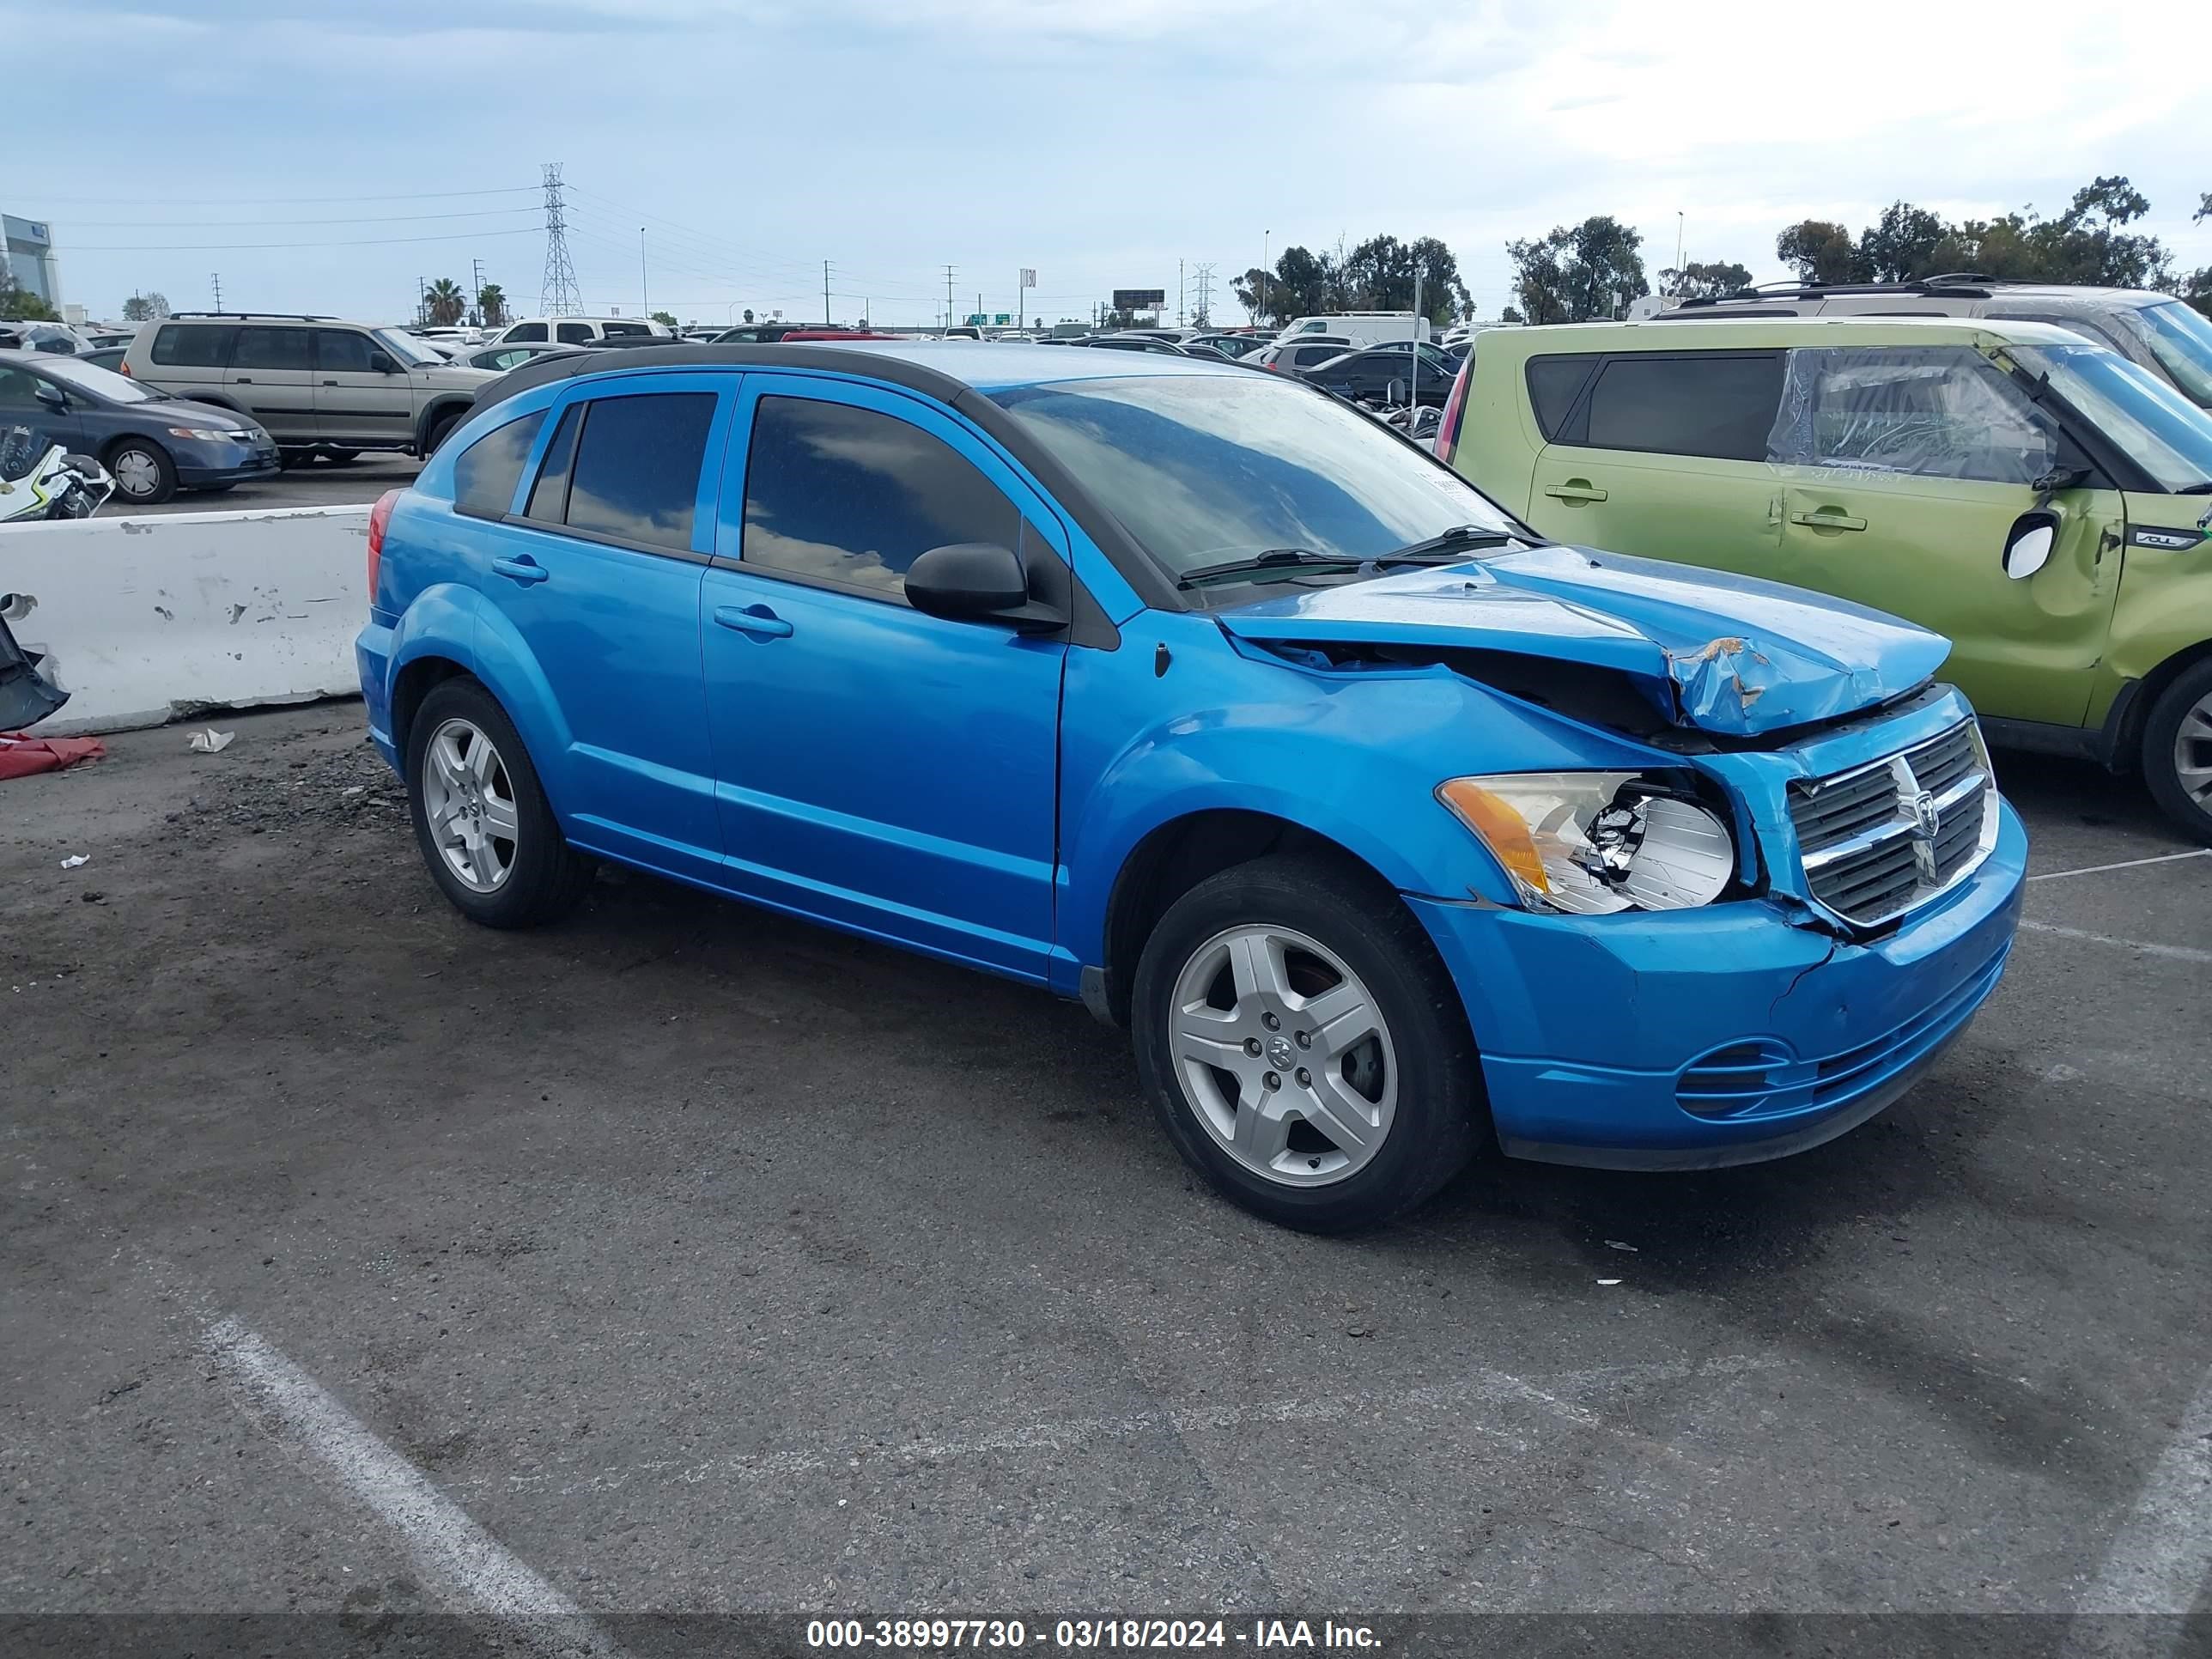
[1765, 346, 2056, 486]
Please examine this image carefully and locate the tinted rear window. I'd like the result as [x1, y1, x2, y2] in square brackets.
[1583, 353, 1784, 461]
[562, 392, 716, 551]
[232, 326, 313, 372]
[1524, 354, 1598, 441]
[452, 410, 545, 520]
[150, 324, 234, 368]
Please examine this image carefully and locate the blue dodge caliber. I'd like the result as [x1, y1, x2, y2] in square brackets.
[358, 343, 2025, 1231]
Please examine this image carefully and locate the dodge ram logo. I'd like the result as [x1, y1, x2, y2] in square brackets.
[1910, 789, 1942, 840]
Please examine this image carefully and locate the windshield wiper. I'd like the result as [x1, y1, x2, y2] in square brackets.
[1369, 524, 1524, 565]
[1176, 549, 1364, 589]
[2174, 483, 2212, 495]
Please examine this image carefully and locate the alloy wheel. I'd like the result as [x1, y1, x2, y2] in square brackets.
[421, 718, 519, 892]
[2174, 690, 2212, 810]
[1167, 923, 1398, 1188]
[112, 449, 160, 499]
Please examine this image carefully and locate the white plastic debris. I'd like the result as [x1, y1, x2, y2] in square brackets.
[187, 727, 235, 755]
[1605, 1240, 1639, 1253]
[1596, 1278, 1622, 1286]
[60, 854, 88, 869]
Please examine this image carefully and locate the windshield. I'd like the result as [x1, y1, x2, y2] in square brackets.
[988, 373, 1523, 590]
[373, 327, 443, 368]
[2131, 301, 2212, 410]
[2011, 342, 2212, 493]
[37, 355, 161, 404]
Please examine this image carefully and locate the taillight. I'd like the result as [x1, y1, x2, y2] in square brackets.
[118, 361, 133, 377]
[1433, 356, 1472, 464]
[366, 489, 401, 603]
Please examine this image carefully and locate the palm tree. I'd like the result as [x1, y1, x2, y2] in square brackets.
[424, 278, 466, 326]
[476, 283, 507, 328]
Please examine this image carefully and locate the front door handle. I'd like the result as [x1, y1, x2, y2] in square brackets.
[1543, 480, 1608, 503]
[1790, 508, 1868, 532]
[490, 556, 550, 586]
[234, 376, 254, 385]
[714, 603, 793, 640]
[321, 379, 338, 386]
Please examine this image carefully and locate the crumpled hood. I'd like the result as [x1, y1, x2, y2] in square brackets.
[1214, 544, 1951, 736]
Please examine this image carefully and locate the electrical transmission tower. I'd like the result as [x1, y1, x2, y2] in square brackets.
[1192, 264, 1216, 327]
[540, 162, 581, 319]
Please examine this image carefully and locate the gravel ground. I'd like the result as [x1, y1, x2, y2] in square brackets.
[1, 703, 2207, 1656]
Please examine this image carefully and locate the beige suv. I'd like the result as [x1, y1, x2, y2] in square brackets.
[121, 313, 495, 460]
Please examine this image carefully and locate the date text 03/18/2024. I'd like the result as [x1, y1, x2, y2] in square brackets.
[805, 1618, 1381, 1649]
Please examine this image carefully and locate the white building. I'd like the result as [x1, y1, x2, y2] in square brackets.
[1, 214, 61, 309]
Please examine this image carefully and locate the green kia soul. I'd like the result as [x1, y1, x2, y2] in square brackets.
[1437, 316, 2212, 838]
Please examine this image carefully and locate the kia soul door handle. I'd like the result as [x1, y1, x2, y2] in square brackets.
[714, 603, 793, 640]
[1543, 480, 1608, 503]
[489, 556, 550, 585]
[1790, 508, 1868, 532]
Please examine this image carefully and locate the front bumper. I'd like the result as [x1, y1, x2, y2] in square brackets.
[1408, 799, 2027, 1170]
[175, 438, 281, 487]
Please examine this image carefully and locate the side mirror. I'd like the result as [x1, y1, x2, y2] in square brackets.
[368, 354, 398, 374]
[905, 542, 1064, 633]
[2003, 516, 2056, 580]
[34, 382, 66, 410]
[1386, 379, 1407, 404]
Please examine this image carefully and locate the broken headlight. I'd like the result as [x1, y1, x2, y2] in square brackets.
[1436, 772, 1735, 915]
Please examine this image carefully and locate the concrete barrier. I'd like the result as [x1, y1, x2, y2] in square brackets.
[0, 504, 370, 737]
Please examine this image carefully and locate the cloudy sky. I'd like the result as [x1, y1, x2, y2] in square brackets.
[15, 0, 2209, 329]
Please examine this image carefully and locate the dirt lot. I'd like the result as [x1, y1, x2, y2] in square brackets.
[2, 703, 2208, 1653]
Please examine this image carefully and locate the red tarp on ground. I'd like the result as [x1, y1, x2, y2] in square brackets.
[0, 733, 106, 781]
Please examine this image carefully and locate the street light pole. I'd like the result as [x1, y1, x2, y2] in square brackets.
[640, 228, 649, 319]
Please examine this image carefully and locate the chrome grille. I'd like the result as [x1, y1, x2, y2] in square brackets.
[1790, 720, 1998, 927]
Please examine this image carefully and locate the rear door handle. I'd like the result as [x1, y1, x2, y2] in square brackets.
[1543, 481, 1607, 503]
[490, 556, 550, 586]
[714, 603, 793, 640]
[1790, 509, 1868, 532]
[320, 379, 338, 386]
[234, 376, 253, 385]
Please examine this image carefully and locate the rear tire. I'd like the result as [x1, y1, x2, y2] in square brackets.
[2141, 659, 2212, 844]
[1131, 854, 1483, 1232]
[104, 437, 177, 506]
[404, 678, 591, 928]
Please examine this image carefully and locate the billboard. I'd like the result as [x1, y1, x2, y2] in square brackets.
[1112, 289, 1165, 311]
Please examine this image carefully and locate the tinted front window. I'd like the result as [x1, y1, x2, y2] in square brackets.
[232, 327, 313, 372]
[452, 410, 545, 519]
[315, 331, 374, 374]
[0, 364, 38, 408]
[742, 397, 1018, 595]
[987, 373, 1520, 584]
[562, 392, 715, 550]
[1583, 353, 1784, 461]
[150, 323, 234, 368]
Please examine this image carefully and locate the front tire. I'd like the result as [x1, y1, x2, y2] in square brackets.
[2142, 660, 2212, 844]
[105, 437, 177, 505]
[404, 678, 590, 927]
[1131, 854, 1483, 1232]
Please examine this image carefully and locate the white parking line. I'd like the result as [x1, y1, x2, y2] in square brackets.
[2019, 921, 2212, 965]
[464, 1352, 1776, 1502]
[2027, 849, 2211, 883]
[208, 1316, 629, 1659]
[2070, 1364, 2212, 1650]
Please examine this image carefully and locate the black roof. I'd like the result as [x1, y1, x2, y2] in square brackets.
[1675, 274, 2001, 308]
[471, 341, 979, 416]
